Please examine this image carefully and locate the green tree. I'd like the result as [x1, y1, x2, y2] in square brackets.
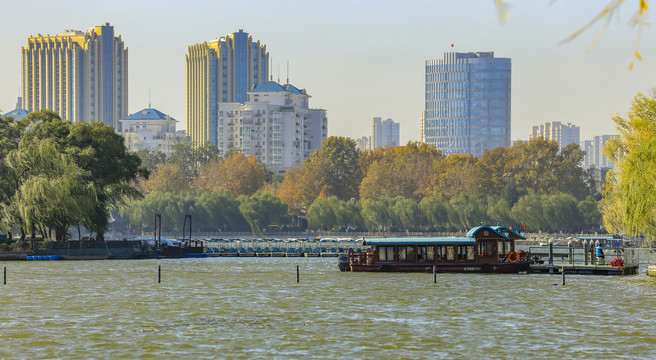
[135, 148, 167, 172]
[602, 93, 656, 241]
[168, 141, 221, 181]
[510, 193, 545, 232]
[18, 110, 145, 240]
[0, 113, 32, 240]
[486, 196, 514, 226]
[419, 196, 450, 231]
[361, 197, 394, 232]
[448, 193, 488, 231]
[3, 139, 97, 244]
[391, 197, 418, 230]
[306, 137, 362, 200]
[306, 196, 340, 230]
[238, 192, 290, 236]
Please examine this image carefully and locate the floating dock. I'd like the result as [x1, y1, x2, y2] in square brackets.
[528, 264, 638, 276]
[524, 240, 640, 276]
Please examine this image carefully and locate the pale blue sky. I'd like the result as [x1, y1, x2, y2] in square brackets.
[1, 0, 654, 143]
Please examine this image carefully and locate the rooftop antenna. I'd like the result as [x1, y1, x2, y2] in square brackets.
[286, 60, 289, 84]
[148, 86, 151, 108]
[270, 56, 273, 81]
[277, 61, 280, 83]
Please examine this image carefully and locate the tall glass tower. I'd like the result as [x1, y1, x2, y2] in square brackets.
[424, 52, 511, 157]
[186, 30, 268, 146]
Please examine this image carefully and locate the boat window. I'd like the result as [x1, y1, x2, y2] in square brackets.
[418, 246, 434, 261]
[458, 245, 467, 260]
[398, 246, 406, 261]
[500, 240, 512, 255]
[378, 246, 394, 261]
[478, 240, 495, 257]
[436, 245, 447, 260]
[446, 246, 455, 261]
[467, 245, 475, 260]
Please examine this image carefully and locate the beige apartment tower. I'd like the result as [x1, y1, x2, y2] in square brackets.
[186, 29, 269, 146]
[21, 23, 128, 128]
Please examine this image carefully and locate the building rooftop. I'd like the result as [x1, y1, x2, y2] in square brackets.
[122, 108, 176, 121]
[251, 81, 307, 95]
[2, 109, 29, 120]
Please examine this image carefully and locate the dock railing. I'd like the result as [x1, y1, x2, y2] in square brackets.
[525, 244, 639, 269]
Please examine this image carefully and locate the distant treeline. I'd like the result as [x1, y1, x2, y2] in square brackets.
[120, 133, 603, 234]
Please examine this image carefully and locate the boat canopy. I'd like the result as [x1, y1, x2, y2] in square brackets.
[491, 226, 526, 240]
[465, 226, 511, 240]
[362, 237, 476, 246]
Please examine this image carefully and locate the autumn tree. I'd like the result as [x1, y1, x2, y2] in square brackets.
[194, 153, 265, 196]
[423, 153, 482, 201]
[277, 156, 331, 216]
[359, 142, 443, 200]
[141, 163, 189, 194]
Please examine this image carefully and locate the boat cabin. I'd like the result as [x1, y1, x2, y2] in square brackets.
[343, 226, 527, 273]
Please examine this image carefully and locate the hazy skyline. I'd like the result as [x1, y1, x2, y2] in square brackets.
[1, 0, 654, 144]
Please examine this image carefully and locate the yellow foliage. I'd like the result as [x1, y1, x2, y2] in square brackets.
[141, 163, 189, 194]
[194, 153, 265, 196]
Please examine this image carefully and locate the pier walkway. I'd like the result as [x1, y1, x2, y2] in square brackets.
[523, 242, 640, 276]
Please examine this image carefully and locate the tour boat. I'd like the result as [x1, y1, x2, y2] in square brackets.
[338, 226, 531, 273]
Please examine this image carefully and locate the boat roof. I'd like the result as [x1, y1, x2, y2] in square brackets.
[491, 226, 526, 240]
[466, 226, 512, 240]
[363, 237, 476, 246]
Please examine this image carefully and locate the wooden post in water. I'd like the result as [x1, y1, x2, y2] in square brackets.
[3, 266, 6, 285]
[568, 240, 573, 264]
[296, 265, 300, 283]
[562, 266, 566, 285]
[583, 240, 588, 265]
[158, 265, 161, 284]
[433, 266, 437, 283]
[548, 240, 554, 274]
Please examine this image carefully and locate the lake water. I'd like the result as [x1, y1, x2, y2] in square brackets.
[2, 257, 656, 359]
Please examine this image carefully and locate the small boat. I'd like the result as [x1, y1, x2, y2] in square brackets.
[339, 226, 531, 273]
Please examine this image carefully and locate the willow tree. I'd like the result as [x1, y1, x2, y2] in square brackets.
[602, 94, 656, 243]
[19, 110, 146, 240]
[3, 139, 97, 244]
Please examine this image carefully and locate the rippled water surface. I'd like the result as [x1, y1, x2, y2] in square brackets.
[2, 257, 656, 359]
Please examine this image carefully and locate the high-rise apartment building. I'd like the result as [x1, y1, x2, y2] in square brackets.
[21, 23, 128, 128]
[216, 81, 326, 172]
[423, 52, 511, 157]
[355, 136, 370, 151]
[584, 135, 617, 169]
[186, 29, 269, 146]
[529, 121, 580, 149]
[372, 117, 400, 149]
